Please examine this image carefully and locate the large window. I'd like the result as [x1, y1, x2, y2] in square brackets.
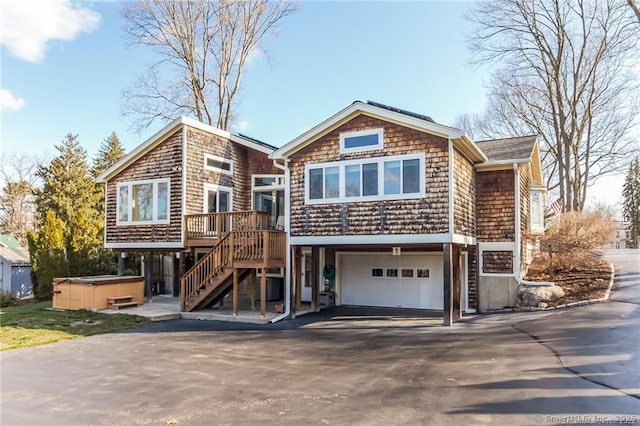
[305, 153, 425, 204]
[339, 128, 383, 154]
[116, 178, 170, 225]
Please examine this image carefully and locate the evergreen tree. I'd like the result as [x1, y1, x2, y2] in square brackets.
[622, 157, 640, 248]
[92, 132, 126, 218]
[27, 210, 68, 300]
[35, 134, 114, 277]
[92, 132, 126, 177]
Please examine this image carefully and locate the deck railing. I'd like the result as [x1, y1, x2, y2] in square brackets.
[184, 211, 270, 243]
[180, 229, 286, 311]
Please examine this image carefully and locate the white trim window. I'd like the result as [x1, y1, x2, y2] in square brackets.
[117, 178, 170, 225]
[204, 153, 233, 175]
[530, 190, 544, 233]
[305, 153, 425, 204]
[339, 128, 383, 154]
[204, 183, 233, 213]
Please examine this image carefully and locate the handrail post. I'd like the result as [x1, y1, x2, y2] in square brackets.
[229, 231, 235, 267]
[263, 230, 270, 265]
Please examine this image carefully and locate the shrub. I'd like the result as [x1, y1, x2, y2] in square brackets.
[538, 210, 616, 278]
[0, 291, 22, 308]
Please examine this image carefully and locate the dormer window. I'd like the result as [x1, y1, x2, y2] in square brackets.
[339, 128, 383, 154]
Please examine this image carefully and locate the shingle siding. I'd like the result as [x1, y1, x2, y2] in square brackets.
[453, 149, 475, 237]
[105, 130, 183, 245]
[289, 114, 450, 237]
[476, 169, 516, 242]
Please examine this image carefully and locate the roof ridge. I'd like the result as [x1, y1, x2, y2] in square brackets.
[366, 100, 435, 123]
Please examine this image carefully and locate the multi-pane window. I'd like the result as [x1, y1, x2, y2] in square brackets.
[116, 178, 170, 225]
[305, 153, 424, 204]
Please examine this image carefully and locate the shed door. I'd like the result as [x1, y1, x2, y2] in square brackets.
[11, 265, 32, 298]
[339, 254, 443, 310]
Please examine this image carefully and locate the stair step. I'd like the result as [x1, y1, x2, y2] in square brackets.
[107, 295, 134, 303]
[108, 301, 138, 310]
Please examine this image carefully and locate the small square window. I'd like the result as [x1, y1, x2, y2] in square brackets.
[417, 269, 430, 278]
[386, 268, 398, 278]
[401, 269, 414, 278]
[372, 268, 383, 277]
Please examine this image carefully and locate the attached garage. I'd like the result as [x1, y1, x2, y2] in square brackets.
[337, 252, 446, 310]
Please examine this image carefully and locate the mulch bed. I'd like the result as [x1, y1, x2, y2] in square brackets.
[523, 251, 612, 307]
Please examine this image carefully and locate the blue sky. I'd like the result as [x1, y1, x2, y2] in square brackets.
[0, 0, 629, 208]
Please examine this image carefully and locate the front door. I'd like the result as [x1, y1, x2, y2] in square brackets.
[301, 250, 313, 302]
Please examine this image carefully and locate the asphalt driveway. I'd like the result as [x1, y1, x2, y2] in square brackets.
[1, 250, 639, 425]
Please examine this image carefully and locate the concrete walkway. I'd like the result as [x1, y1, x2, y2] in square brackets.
[101, 295, 283, 324]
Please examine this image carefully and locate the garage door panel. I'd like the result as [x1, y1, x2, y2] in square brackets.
[340, 254, 443, 310]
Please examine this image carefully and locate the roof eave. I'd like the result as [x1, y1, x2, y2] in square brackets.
[95, 117, 185, 183]
[270, 101, 477, 160]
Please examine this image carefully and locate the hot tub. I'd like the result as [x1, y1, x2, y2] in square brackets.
[52, 275, 144, 311]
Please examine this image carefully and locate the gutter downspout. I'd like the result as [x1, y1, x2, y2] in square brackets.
[271, 158, 291, 323]
[514, 163, 552, 287]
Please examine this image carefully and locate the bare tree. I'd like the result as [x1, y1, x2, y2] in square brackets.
[121, 0, 297, 131]
[467, 0, 640, 211]
[628, 0, 640, 24]
[0, 153, 41, 245]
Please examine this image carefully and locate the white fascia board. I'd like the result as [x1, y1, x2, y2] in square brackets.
[271, 101, 469, 160]
[452, 234, 476, 245]
[290, 233, 452, 246]
[105, 242, 185, 249]
[476, 159, 531, 170]
[180, 117, 275, 155]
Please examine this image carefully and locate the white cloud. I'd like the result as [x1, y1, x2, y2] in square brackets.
[0, 0, 100, 63]
[0, 89, 25, 112]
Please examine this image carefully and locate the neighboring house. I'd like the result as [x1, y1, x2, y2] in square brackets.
[610, 221, 631, 249]
[0, 234, 22, 249]
[97, 101, 546, 325]
[0, 247, 32, 297]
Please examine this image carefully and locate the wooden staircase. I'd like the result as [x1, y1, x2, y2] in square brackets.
[180, 229, 285, 312]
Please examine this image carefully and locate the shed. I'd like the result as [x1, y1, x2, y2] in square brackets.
[0, 247, 32, 297]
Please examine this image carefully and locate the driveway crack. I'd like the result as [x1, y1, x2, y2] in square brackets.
[511, 324, 640, 401]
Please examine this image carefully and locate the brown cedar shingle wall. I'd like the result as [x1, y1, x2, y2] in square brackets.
[453, 149, 475, 236]
[106, 125, 280, 247]
[105, 130, 183, 244]
[288, 114, 450, 237]
[475, 169, 515, 241]
[184, 127, 280, 215]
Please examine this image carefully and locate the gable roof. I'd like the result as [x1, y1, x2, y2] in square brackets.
[475, 135, 544, 184]
[270, 100, 487, 163]
[95, 117, 276, 183]
[475, 135, 538, 163]
[0, 234, 21, 248]
[0, 247, 30, 264]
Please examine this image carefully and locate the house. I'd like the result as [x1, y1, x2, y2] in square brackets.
[609, 221, 632, 249]
[95, 117, 286, 316]
[270, 101, 545, 323]
[0, 247, 32, 297]
[96, 101, 545, 325]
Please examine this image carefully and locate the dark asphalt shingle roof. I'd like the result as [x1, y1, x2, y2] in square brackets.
[475, 135, 538, 163]
[365, 101, 436, 123]
[235, 133, 277, 151]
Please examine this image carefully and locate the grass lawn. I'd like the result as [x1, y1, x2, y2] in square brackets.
[0, 302, 152, 351]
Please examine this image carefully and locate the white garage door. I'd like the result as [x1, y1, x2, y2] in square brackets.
[339, 253, 444, 310]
